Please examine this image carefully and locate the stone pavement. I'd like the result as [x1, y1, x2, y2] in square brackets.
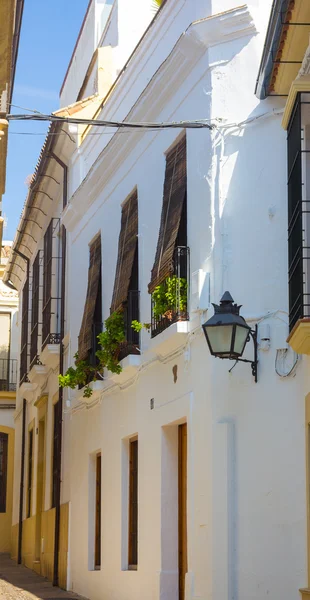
[0, 554, 85, 600]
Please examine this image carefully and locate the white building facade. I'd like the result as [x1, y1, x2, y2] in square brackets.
[6, 1, 310, 599]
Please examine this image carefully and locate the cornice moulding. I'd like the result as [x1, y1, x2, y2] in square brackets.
[69, 5, 255, 221]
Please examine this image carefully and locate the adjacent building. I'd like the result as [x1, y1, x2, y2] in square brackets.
[0, 243, 18, 553]
[6, 1, 310, 600]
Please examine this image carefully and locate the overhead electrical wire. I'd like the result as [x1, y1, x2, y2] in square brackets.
[7, 113, 213, 130]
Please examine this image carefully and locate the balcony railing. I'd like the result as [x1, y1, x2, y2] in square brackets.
[119, 290, 140, 361]
[0, 359, 18, 392]
[42, 332, 61, 351]
[151, 246, 190, 338]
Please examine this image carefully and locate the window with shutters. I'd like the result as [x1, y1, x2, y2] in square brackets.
[30, 252, 42, 369]
[27, 429, 33, 518]
[52, 400, 62, 509]
[111, 190, 140, 360]
[287, 93, 310, 332]
[78, 235, 102, 379]
[149, 136, 190, 338]
[128, 438, 138, 569]
[42, 219, 62, 349]
[20, 276, 29, 385]
[0, 433, 8, 513]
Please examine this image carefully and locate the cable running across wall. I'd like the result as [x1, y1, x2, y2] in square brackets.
[6, 113, 213, 130]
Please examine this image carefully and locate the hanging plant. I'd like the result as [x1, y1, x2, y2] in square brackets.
[152, 275, 188, 320]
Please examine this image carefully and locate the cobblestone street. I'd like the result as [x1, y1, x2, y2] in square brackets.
[0, 555, 84, 600]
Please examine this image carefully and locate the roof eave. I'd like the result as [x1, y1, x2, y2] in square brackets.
[255, 0, 291, 99]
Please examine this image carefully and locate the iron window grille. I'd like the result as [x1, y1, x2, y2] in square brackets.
[151, 245, 190, 338]
[30, 251, 43, 370]
[0, 359, 18, 392]
[288, 92, 310, 330]
[20, 276, 29, 385]
[0, 433, 8, 513]
[42, 219, 62, 350]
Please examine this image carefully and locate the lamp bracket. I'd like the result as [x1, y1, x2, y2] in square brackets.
[227, 325, 258, 382]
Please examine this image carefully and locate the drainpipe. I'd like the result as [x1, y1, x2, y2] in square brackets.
[49, 152, 67, 588]
[16, 249, 30, 566]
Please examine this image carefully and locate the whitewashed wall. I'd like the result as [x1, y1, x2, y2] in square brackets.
[61, 2, 308, 600]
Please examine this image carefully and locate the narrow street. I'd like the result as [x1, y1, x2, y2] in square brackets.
[0, 555, 83, 600]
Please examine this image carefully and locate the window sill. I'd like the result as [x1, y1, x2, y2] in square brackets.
[127, 565, 138, 571]
[40, 342, 60, 370]
[75, 379, 105, 404]
[109, 354, 141, 385]
[148, 320, 189, 359]
[19, 381, 38, 401]
[287, 317, 310, 355]
[28, 362, 48, 385]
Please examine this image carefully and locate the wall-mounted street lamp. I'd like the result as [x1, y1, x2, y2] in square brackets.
[202, 291, 258, 382]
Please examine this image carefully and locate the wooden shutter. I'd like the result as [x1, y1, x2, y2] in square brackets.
[148, 136, 187, 293]
[27, 429, 33, 518]
[78, 235, 102, 361]
[0, 433, 8, 513]
[111, 191, 138, 313]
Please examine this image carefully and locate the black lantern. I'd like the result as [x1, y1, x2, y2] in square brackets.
[202, 291, 258, 382]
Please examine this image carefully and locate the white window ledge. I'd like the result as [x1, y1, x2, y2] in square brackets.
[19, 381, 38, 401]
[28, 362, 48, 385]
[75, 379, 105, 403]
[148, 321, 190, 359]
[109, 354, 141, 385]
[40, 342, 60, 370]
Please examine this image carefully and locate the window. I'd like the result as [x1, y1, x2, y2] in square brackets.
[20, 276, 29, 384]
[52, 400, 61, 509]
[30, 252, 41, 368]
[149, 136, 189, 337]
[78, 234, 102, 365]
[0, 433, 8, 513]
[95, 453, 101, 569]
[287, 93, 310, 330]
[27, 429, 33, 518]
[42, 219, 61, 349]
[111, 190, 139, 359]
[128, 438, 138, 569]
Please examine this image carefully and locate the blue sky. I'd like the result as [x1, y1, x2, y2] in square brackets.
[3, 0, 89, 240]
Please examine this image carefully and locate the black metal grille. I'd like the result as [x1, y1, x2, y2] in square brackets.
[0, 359, 18, 392]
[20, 277, 29, 385]
[30, 252, 40, 368]
[42, 219, 61, 350]
[151, 246, 190, 338]
[0, 432, 8, 513]
[288, 93, 310, 330]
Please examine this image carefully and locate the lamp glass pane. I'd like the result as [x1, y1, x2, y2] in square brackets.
[206, 325, 234, 355]
[234, 325, 249, 356]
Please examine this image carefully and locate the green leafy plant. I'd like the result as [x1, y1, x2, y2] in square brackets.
[131, 320, 151, 333]
[96, 311, 126, 375]
[152, 275, 188, 319]
[59, 353, 97, 398]
[59, 312, 127, 398]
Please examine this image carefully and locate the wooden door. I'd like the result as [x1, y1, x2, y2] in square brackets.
[35, 420, 45, 562]
[95, 453, 101, 568]
[178, 424, 187, 600]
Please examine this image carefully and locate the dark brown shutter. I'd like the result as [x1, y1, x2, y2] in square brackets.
[148, 136, 187, 293]
[111, 190, 138, 313]
[78, 235, 102, 361]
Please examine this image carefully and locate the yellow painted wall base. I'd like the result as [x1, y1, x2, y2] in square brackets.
[10, 502, 69, 589]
